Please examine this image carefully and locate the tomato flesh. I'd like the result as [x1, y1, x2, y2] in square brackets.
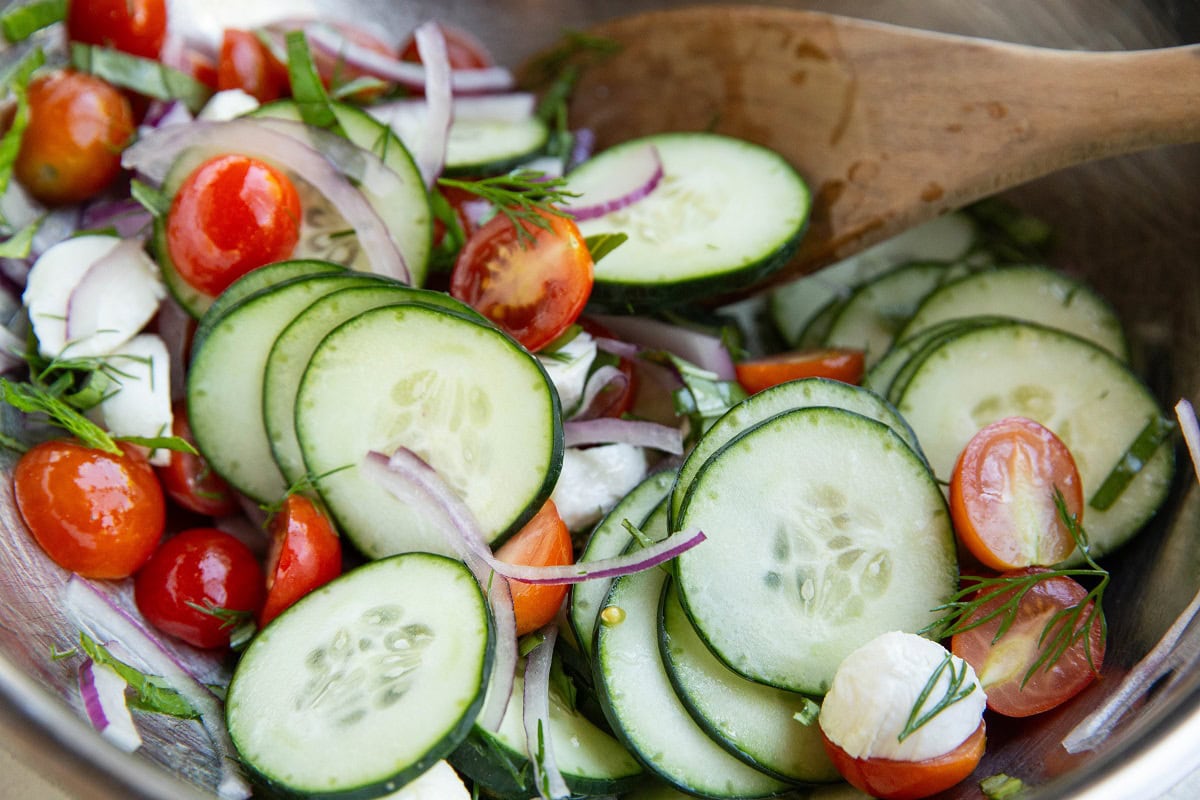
[165, 154, 303, 297]
[217, 29, 289, 103]
[134, 528, 265, 649]
[156, 402, 238, 517]
[952, 569, 1104, 717]
[15, 71, 135, 206]
[399, 24, 493, 69]
[495, 500, 573, 636]
[259, 495, 343, 627]
[950, 416, 1083, 570]
[13, 440, 164, 579]
[734, 348, 866, 394]
[66, 0, 168, 59]
[822, 722, 986, 800]
[450, 209, 594, 352]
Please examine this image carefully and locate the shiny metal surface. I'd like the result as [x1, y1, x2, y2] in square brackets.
[1, 1, 1198, 798]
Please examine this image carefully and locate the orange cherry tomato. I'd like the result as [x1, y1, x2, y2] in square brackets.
[952, 569, 1104, 718]
[822, 722, 986, 800]
[66, 0, 168, 59]
[259, 494, 342, 627]
[14, 71, 135, 206]
[949, 416, 1083, 570]
[13, 440, 164, 579]
[450, 208, 594, 352]
[495, 500, 573, 636]
[734, 348, 866, 394]
[217, 29, 289, 103]
[399, 23, 493, 69]
[134, 528, 265, 649]
[155, 402, 238, 517]
[165, 154, 302, 297]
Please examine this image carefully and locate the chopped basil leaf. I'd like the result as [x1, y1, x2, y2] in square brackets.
[1, 0, 65, 44]
[70, 43, 212, 113]
[0, 48, 42, 216]
[0, 214, 42, 258]
[118, 435, 197, 455]
[330, 75, 388, 100]
[78, 633, 200, 720]
[284, 30, 346, 137]
[584, 232, 627, 264]
[1089, 413, 1177, 511]
[792, 697, 820, 726]
[130, 179, 170, 218]
[981, 773, 1025, 799]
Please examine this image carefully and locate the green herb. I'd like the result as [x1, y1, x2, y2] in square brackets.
[118, 435, 197, 455]
[922, 489, 1109, 685]
[0, 430, 27, 452]
[548, 653, 578, 713]
[647, 352, 747, 439]
[330, 75, 388, 101]
[898, 650, 977, 741]
[70, 43, 212, 113]
[78, 633, 199, 720]
[538, 324, 584, 361]
[284, 30, 347, 137]
[964, 197, 1054, 264]
[0, 377, 120, 453]
[1, 0, 65, 43]
[49, 643, 77, 661]
[518, 631, 547, 657]
[522, 31, 620, 163]
[584, 232, 628, 264]
[0, 47, 42, 215]
[0, 215, 42, 258]
[184, 600, 256, 650]
[621, 519, 657, 550]
[1089, 413, 1176, 511]
[130, 179, 170, 218]
[427, 186, 467, 272]
[981, 773, 1026, 799]
[437, 171, 579, 244]
[792, 697, 820, 726]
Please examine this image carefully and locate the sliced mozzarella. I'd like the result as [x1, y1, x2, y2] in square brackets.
[382, 761, 469, 799]
[24, 235, 123, 358]
[538, 329, 597, 417]
[819, 631, 986, 762]
[196, 88, 260, 122]
[94, 334, 173, 465]
[550, 443, 648, 531]
[64, 238, 165, 358]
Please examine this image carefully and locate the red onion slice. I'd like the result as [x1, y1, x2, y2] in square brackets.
[522, 626, 570, 800]
[80, 198, 155, 237]
[63, 577, 252, 799]
[564, 418, 683, 454]
[566, 144, 663, 222]
[123, 118, 410, 283]
[591, 314, 737, 380]
[304, 22, 515, 94]
[414, 22, 453, 187]
[570, 364, 630, 421]
[78, 658, 143, 753]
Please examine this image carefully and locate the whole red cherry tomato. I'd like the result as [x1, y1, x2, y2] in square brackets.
[217, 29, 289, 103]
[66, 0, 168, 59]
[155, 402, 238, 517]
[134, 528, 265, 649]
[13, 440, 165, 579]
[259, 494, 342, 627]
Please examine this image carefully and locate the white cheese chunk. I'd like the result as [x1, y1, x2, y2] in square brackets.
[94, 334, 174, 466]
[551, 443, 648, 531]
[538, 330, 597, 417]
[197, 88, 260, 121]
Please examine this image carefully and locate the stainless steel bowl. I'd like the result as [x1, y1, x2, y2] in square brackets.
[2, 1, 1198, 798]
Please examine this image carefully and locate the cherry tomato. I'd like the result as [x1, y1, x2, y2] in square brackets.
[399, 23, 493, 69]
[134, 528, 265, 649]
[949, 416, 1083, 570]
[450, 208, 594, 352]
[217, 29, 289, 103]
[734, 348, 865, 394]
[822, 722, 985, 800]
[14, 71, 134, 206]
[309, 22, 394, 102]
[577, 317, 638, 418]
[259, 494, 342, 627]
[165, 154, 303, 297]
[155, 403, 238, 517]
[495, 500, 573, 636]
[13, 440, 164, 579]
[952, 569, 1104, 718]
[66, 0, 168, 59]
[433, 183, 490, 249]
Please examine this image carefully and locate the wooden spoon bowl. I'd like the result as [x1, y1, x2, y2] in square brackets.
[553, 6, 1200, 289]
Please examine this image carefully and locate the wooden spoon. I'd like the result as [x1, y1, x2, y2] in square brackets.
[549, 6, 1200, 291]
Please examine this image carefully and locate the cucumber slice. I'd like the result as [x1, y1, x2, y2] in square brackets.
[896, 265, 1128, 360]
[382, 108, 550, 176]
[569, 469, 675, 659]
[595, 560, 790, 798]
[188, 272, 390, 504]
[263, 284, 486, 487]
[569, 133, 811, 310]
[862, 317, 993, 397]
[296, 304, 562, 557]
[227, 553, 491, 799]
[659, 584, 839, 785]
[893, 320, 1174, 562]
[676, 407, 957, 694]
[671, 377, 923, 526]
[450, 670, 643, 798]
[884, 316, 1012, 404]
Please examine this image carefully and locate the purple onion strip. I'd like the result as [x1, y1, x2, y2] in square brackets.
[522, 625, 570, 800]
[567, 144, 663, 222]
[564, 417, 683, 454]
[591, 313, 737, 380]
[78, 658, 142, 753]
[414, 22, 453, 187]
[569, 364, 629, 421]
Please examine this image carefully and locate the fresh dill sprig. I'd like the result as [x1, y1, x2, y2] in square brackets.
[185, 601, 256, 650]
[436, 171, 579, 244]
[898, 650, 977, 741]
[1, 377, 120, 453]
[921, 488, 1108, 686]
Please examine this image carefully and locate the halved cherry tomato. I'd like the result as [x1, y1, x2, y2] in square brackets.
[14, 71, 135, 206]
[577, 317, 638, 418]
[495, 500, 573, 636]
[13, 440, 165, 579]
[950, 416, 1083, 570]
[165, 153, 303, 297]
[952, 569, 1104, 718]
[450, 208, 593, 352]
[259, 494, 342, 627]
[822, 722, 985, 800]
[399, 23, 493, 69]
[155, 402, 238, 517]
[217, 29, 289, 103]
[66, 0, 168, 59]
[134, 528, 265, 649]
[734, 348, 865, 394]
